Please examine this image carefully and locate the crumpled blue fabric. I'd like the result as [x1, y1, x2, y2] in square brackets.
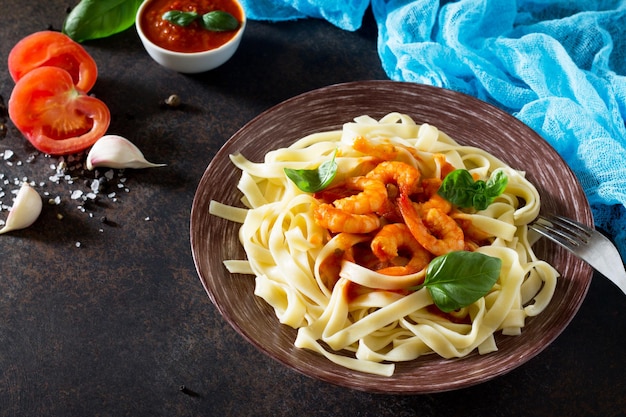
[241, 0, 626, 260]
[238, 0, 370, 31]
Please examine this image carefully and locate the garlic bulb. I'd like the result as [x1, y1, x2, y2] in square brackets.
[86, 135, 166, 170]
[0, 184, 43, 235]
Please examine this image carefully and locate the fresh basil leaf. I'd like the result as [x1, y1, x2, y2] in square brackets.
[485, 170, 508, 199]
[284, 153, 337, 193]
[163, 10, 198, 26]
[438, 169, 508, 211]
[471, 180, 488, 210]
[419, 251, 501, 313]
[63, 0, 143, 42]
[438, 169, 476, 208]
[201, 11, 239, 32]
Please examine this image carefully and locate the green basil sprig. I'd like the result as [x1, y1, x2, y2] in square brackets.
[63, 0, 143, 42]
[202, 11, 240, 31]
[163, 10, 240, 32]
[438, 169, 508, 211]
[412, 251, 501, 312]
[284, 152, 338, 193]
[161, 10, 198, 26]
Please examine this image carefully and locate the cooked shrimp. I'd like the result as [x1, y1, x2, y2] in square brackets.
[371, 223, 432, 274]
[398, 194, 464, 256]
[419, 193, 452, 215]
[353, 136, 398, 160]
[413, 177, 451, 215]
[421, 177, 442, 198]
[332, 176, 387, 214]
[375, 198, 404, 223]
[366, 160, 421, 196]
[314, 203, 380, 234]
[317, 233, 369, 291]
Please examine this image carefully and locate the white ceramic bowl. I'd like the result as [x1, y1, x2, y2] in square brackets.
[136, 0, 246, 73]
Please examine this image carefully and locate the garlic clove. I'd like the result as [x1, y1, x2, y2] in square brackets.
[86, 135, 166, 170]
[0, 184, 43, 235]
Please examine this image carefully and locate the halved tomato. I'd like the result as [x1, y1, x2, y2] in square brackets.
[8, 66, 110, 155]
[8, 31, 97, 93]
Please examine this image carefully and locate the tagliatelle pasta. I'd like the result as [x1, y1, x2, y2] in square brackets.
[210, 113, 558, 376]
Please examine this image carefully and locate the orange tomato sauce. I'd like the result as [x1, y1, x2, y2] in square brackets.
[140, 0, 243, 53]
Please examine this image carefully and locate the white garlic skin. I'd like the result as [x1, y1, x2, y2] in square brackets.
[86, 135, 166, 170]
[0, 184, 43, 235]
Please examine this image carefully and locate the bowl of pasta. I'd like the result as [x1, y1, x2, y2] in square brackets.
[190, 80, 593, 393]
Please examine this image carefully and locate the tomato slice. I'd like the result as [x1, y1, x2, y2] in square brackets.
[8, 66, 110, 155]
[8, 31, 97, 93]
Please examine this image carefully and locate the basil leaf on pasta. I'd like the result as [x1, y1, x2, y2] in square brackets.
[438, 169, 508, 210]
[284, 152, 337, 193]
[418, 251, 501, 312]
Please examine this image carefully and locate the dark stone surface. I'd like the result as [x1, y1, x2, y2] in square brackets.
[0, 1, 624, 416]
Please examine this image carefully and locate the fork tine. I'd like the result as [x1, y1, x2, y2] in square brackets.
[530, 215, 583, 249]
[542, 214, 593, 240]
[531, 213, 626, 296]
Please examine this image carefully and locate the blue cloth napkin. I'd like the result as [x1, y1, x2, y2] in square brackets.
[239, 0, 370, 31]
[241, 0, 626, 259]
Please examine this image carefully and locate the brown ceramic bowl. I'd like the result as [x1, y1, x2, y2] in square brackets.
[190, 81, 593, 394]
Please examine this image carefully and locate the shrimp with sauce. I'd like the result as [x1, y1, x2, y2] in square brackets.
[316, 233, 370, 291]
[450, 213, 494, 250]
[371, 223, 432, 275]
[398, 194, 465, 256]
[412, 177, 452, 215]
[353, 136, 398, 161]
[313, 176, 387, 233]
[331, 176, 387, 214]
[418, 193, 452, 215]
[314, 203, 380, 234]
[366, 160, 421, 196]
[365, 161, 422, 223]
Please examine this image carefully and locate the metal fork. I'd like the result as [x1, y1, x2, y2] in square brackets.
[529, 214, 626, 296]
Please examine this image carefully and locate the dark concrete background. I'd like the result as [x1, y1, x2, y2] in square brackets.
[0, 2, 624, 416]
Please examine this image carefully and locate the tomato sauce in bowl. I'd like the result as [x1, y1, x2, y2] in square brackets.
[136, 0, 246, 72]
[139, 0, 244, 53]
